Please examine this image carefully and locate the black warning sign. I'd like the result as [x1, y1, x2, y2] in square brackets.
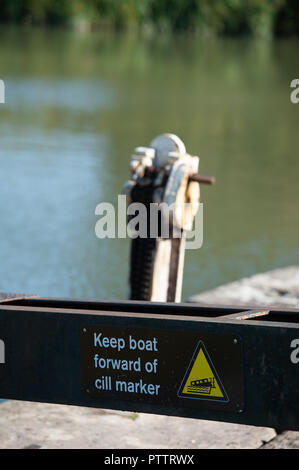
[80, 326, 244, 413]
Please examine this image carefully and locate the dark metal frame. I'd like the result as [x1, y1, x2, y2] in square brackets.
[0, 296, 298, 430]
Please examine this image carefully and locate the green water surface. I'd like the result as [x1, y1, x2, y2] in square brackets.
[0, 27, 298, 301]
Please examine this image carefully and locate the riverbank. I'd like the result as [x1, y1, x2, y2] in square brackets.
[0, 266, 298, 449]
[1, 1, 299, 37]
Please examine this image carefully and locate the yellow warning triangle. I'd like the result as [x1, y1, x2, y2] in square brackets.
[178, 341, 229, 402]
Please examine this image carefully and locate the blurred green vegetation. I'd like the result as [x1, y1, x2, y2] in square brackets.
[0, 0, 299, 37]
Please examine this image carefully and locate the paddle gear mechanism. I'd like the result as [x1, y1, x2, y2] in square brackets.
[123, 133, 215, 302]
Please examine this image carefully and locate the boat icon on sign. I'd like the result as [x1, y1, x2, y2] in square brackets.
[187, 377, 216, 395]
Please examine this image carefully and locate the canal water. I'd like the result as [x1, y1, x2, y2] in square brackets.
[0, 27, 299, 302]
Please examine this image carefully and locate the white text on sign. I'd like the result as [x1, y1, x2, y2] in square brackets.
[91, 331, 160, 396]
[93, 332, 158, 352]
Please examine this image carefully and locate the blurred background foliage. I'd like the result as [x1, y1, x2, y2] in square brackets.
[0, 0, 299, 37]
